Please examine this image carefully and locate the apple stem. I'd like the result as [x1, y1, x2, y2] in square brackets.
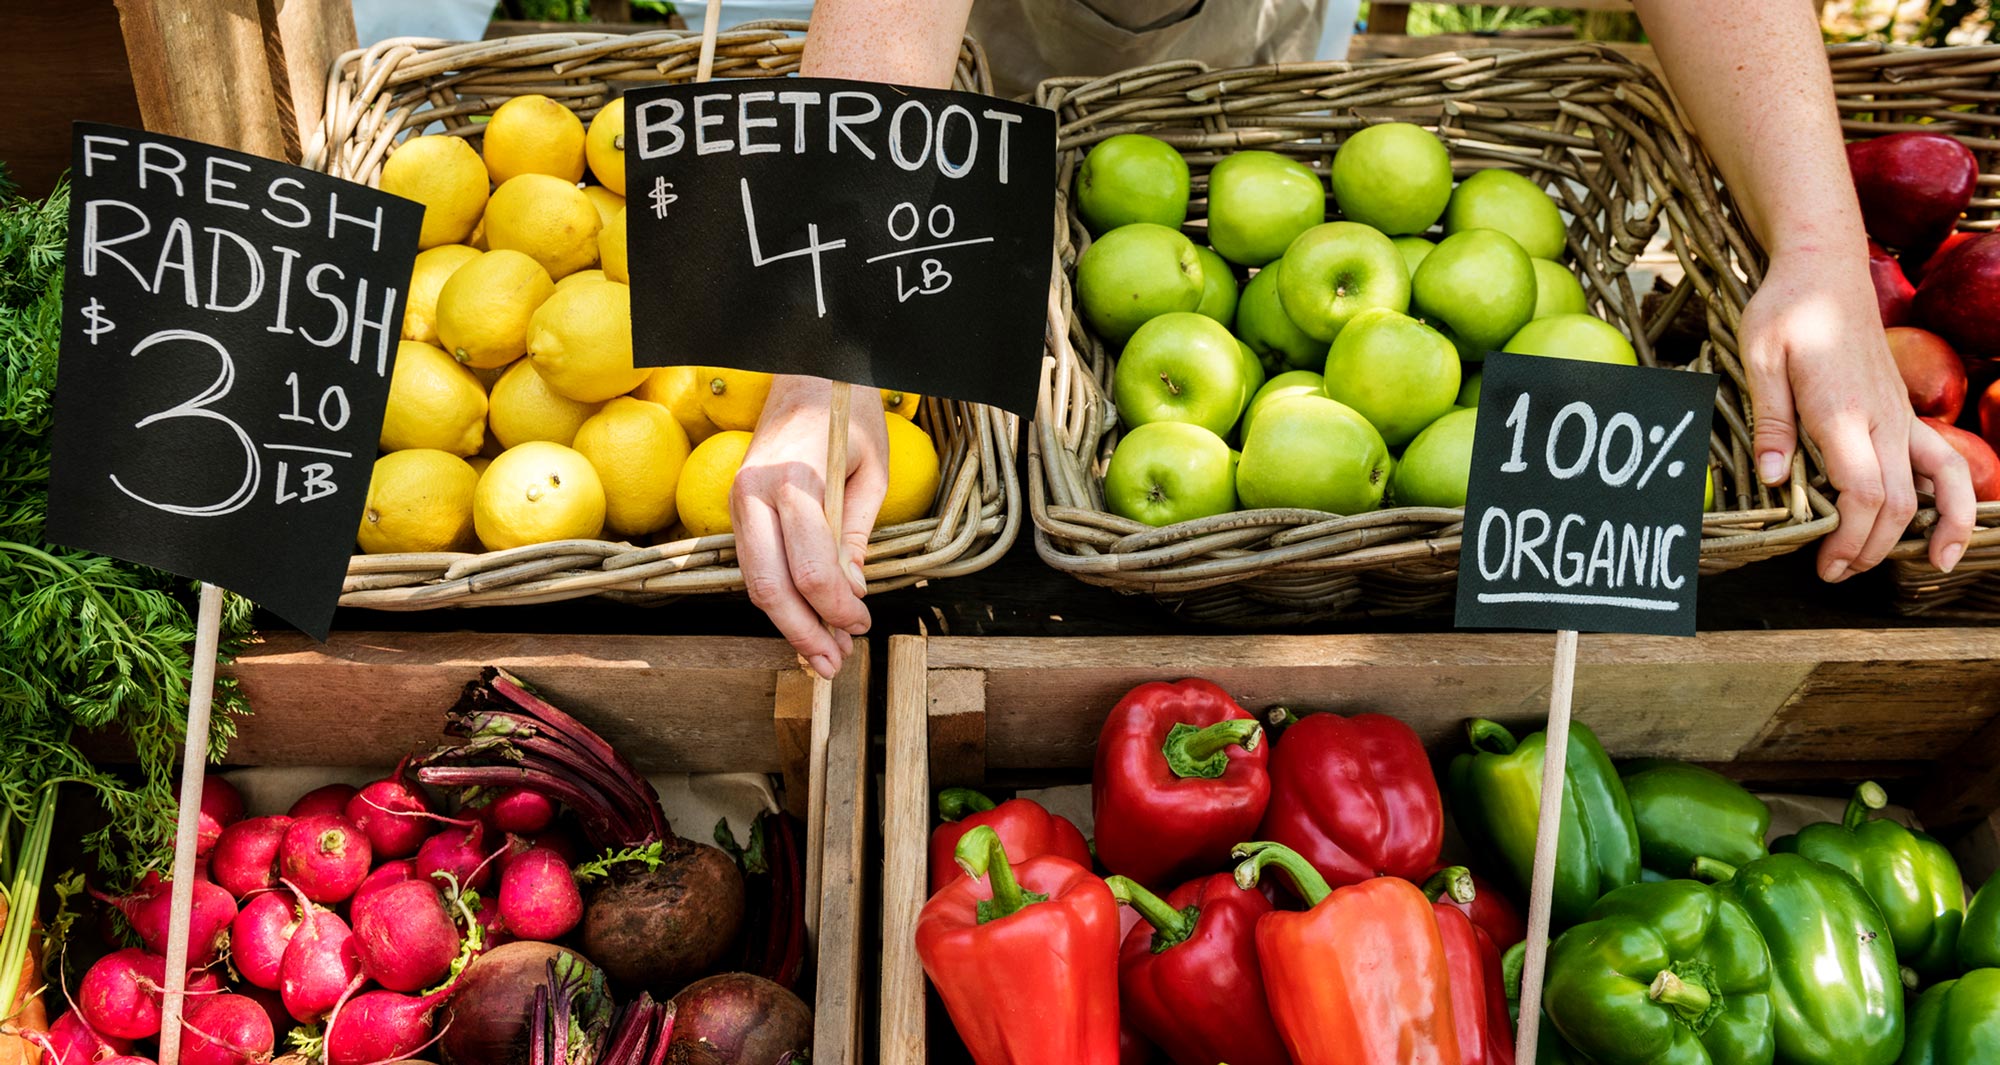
[1158, 371, 1180, 396]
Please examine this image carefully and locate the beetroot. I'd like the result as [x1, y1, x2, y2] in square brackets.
[197, 777, 246, 858]
[96, 879, 237, 968]
[210, 816, 292, 899]
[439, 942, 604, 1065]
[44, 1008, 134, 1064]
[580, 845, 744, 990]
[77, 948, 166, 1041]
[279, 815, 372, 904]
[324, 986, 454, 1065]
[484, 788, 556, 835]
[231, 890, 301, 990]
[278, 887, 363, 1022]
[667, 973, 811, 1065]
[350, 858, 418, 913]
[497, 848, 582, 942]
[177, 993, 275, 1065]
[346, 765, 436, 859]
[352, 879, 459, 992]
[288, 783, 359, 820]
[416, 824, 498, 893]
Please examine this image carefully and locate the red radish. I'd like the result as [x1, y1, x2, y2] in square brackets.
[238, 983, 293, 1042]
[77, 948, 166, 1041]
[476, 897, 512, 950]
[324, 986, 455, 1065]
[530, 829, 584, 867]
[186, 968, 224, 995]
[350, 858, 418, 913]
[346, 765, 436, 860]
[197, 777, 246, 858]
[352, 879, 459, 992]
[177, 993, 275, 1065]
[484, 788, 556, 835]
[44, 1008, 134, 1064]
[289, 783, 359, 820]
[98, 1058, 158, 1065]
[278, 883, 364, 1023]
[497, 849, 582, 941]
[210, 816, 292, 899]
[416, 824, 498, 893]
[279, 815, 372, 904]
[95, 879, 237, 967]
[493, 833, 536, 875]
[231, 890, 302, 990]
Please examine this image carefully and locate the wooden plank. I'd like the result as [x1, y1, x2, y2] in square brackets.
[1918, 709, 2000, 834]
[774, 670, 815, 819]
[880, 637, 930, 1065]
[0, 0, 145, 199]
[926, 669, 988, 789]
[113, 0, 289, 159]
[1744, 657, 2000, 761]
[813, 642, 870, 1065]
[255, 0, 357, 163]
[1370, 3, 1410, 35]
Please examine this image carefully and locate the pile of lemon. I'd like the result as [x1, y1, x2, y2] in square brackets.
[357, 94, 943, 556]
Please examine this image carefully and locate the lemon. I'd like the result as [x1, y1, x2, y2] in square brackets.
[525, 280, 650, 402]
[698, 368, 775, 432]
[633, 366, 721, 444]
[582, 185, 625, 228]
[599, 207, 628, 283]
[556, 268, 608, 292]
[380, 135, 489, 249]
[435, 249, 555, 369]
[488, 359, 604, 449]
[402, 244, 482, 345]
[676, 431, 753, 538]
[469, 455, 494, 478]
[880, 412, 942, 527]
[473, 441, 606, 549]
[380, 341, 488, 455]
[469, 212, 488, 250]
[880, 388, 922, 420]
[485, 174, 601, 280]
[573, 397, 692, 537]
[482, 94, 587, 185]
[358, 449, 480, 553]
[585, 98, 628, 195]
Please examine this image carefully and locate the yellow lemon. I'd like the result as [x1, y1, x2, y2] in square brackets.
[585, 97, 628, 195]
[402, 244, 481, 344]
[380, 135, 489, 249]
[573, 397, 692, 537]
[469, 455, 494, 478]
[880, 412, 942, 527]
[698, 368, 775, 432]
[357, 449, 480, 553]
[468, 212, 488, 250]
[633, 366, 721, 444]
[582, 185, 625, 228]
[676, 430, 753, 538]
[473, 441, 606, 549]
[485, 174, 602, 280]
[880, 388, 922, 420]
[380, 341, 488, 456]
[556, 268, 608, 292]
[525, 280, 650, 402]
[481, 94, 586, 185]
[435, 249, 554, 369]
[488, 359, 604, 449]
[599, 207, 628, 283]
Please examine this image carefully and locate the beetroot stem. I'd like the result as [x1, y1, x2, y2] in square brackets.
[414, 765, 637, 847]
[484, 669, 671, 839]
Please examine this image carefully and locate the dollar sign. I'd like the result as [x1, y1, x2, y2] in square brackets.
[649, 177, 679, 220]
[82, 297, 115, 346]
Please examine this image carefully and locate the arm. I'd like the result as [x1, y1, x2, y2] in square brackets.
[732, 0, 974, 677]
[1634, 0, 1973, 579]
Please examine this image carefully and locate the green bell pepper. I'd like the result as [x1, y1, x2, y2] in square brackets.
[1543, 879, 1775, 1065]
[1958, 870, 2000, 972]
[1771, 781, 1965, 982]
[1621, 759, 1770, 878]
[1698, 853, 1905, 1065]
[1451, 719, 1641, 928]
[1900, 968, 2000, 1065]
[1504, 941, 1591, 1065]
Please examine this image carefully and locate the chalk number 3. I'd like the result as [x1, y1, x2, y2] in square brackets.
[110, 328, 261, 517]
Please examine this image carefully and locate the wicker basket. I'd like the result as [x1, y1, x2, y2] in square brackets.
[1028, 45, 1838, 625]
[301, 22, 1020, 609]
[1828, 42, 2000, 619]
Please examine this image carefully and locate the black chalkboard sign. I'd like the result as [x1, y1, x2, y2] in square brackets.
[1454, 352, 1719, 637]
[623, 80, 1056, 416]
[44, 123, 423, 641]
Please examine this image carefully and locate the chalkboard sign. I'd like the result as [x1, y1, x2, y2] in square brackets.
[623, 80, 1056, 416]
[1454, 352, 1719, 637]
[45, 123, 423, 641]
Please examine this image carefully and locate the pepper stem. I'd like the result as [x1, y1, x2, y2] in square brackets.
[1649, 970, 1713, 1020]
[1163, 720, 1263, 779]
[1844, 781, 1889, 830]
[954, 826, 1044, 924]
[1266, 707, 1301, 730]
[1231, 841, 1331, 907]
[1690, 857, 1739, 883]
[1421, 866, 1477, 905]
[1106, 875, 1198, 952]
[1466, 719, 1519, 755]
[936, 788, 997, 823]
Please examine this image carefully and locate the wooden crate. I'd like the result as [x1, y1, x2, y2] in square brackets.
[879, 629, 2000, 1063]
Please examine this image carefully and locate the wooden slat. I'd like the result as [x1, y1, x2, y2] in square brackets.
[1919, 709, 2000, 835]
[0, 0, 146, 199]
[925, 669, 988, 789]
[880, 637, 930, 1065]
[775, 670, 815, 819]
[813, 644, 870, 1065]
[1744, 657, 2000, 761]
[112, 0, 289, 159]
[255, 0, 357, 162]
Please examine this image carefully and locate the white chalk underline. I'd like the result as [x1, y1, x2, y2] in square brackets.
[864, 236, 997, 263]
[1476, 592, 1678, 611]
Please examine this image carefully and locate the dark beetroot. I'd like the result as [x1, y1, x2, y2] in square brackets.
[345, 767, 435, 859]
[666, 973, 811, 1065]
[581, 843, 744, 991]
[352, 879, 459, 993]
[231, 890, 301, 990]
[439, 942, 594, 1065]
[288, 783, 359, 820]
[76, 948, 166, 1041]
[196, 777, 245, 858]
[484, 788, 556, 835]
[177, 993, 275, 1065]
[279, 815, 372, 904]
[209, 816, 292, 899]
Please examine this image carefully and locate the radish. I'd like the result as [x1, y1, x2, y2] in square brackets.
[177, 993, 275, 1065]
[323, 986, 455, 1065]
[497, 849, 581, 942]
[210, 816, 292, 899]
[289, 783, 359, 819]
[475, 896, 512, 951]
[278, 883, 363, 1023]
[352, 879, 459, 992]
[186, 968, 224, 995]
[98, 1058, 157, 1065]
[197, 777, 246, 858]
[231, 890, 301, 990]
[483, 788, 555, 835]
[44, 1008, 134, 1064]
[416, 824, 498, 893]
[349, 858, 417, 913]
[346, 763, 435, 859]
[237, 983, 292, 1043]
[94, 879, 237, 967]
[279, 815, 371, 904]
[77, 948, 166, 1041]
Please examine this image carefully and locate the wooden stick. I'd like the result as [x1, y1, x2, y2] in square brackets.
[1513, 627, 1579, 1065]
[694, 0, 724, 82]
[155, 582, 226, 1065]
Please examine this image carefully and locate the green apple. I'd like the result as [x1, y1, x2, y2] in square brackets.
[1206, 151, 1327, 267]
[1233, 340, 1266, 424]
[1389, 407, 1478, 508]
[1194, 246, 1239, 327]
[1241, 369, 1325, 439]
[1443, 169, 1567, 260]
[1236, 394, 1391, 514]
[1532, 259, 1587, 319]
[1112, 311, 1253, 437]
[1322, 308, 1460, 447]
[1394, 236, 1435, 278]
[1076, 223, 1205, 344]
[1411, 228, 1536, 360]
[1235, 261, 1324, 372]
[1331, 122, 1452, 235]
[1457, 370, 1482, 407]
[1103, 421, 1237, 526]
[1503, 313, 1636, 365]
[1275, 222, 1410, 343]
[1077, 134, 1191, 234]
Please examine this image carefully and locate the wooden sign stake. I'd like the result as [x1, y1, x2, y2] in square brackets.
[1513, 627, 1579, 1065]
[155, 582, 225, 1065]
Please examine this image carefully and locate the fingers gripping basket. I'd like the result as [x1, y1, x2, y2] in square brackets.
[1828, 42, 2000, 619]
[304, 22, 1020, 609]
[1030, 45, 1837, 625]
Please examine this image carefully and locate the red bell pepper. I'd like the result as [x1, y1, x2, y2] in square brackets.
[1256, 711, 1443, 886]
[1235, 841, 1463, 1065]
[1426, 863, 1527, 950]
[1093, 679, 1270, 888]
[1105, 873, 1290, 1065]
[928, 788, 1091, 896]
[1426, 866, 1515, 1065]
[916, 825, 1121, 1065]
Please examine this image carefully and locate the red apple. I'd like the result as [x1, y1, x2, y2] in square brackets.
[1913, 232, 2000, 368]
[1980, 377, 2000, 453]
[1923, 416, 2000, 502]
[1913, 230, 1979, 284]
[1847, 131, 1979, 251]
[1886, 326, 1968, 421]
[1869, 240, 1914, 327]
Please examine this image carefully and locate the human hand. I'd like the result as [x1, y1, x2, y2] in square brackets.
[1739, 249, 1974, 580]
[731, 375, 890, 678]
